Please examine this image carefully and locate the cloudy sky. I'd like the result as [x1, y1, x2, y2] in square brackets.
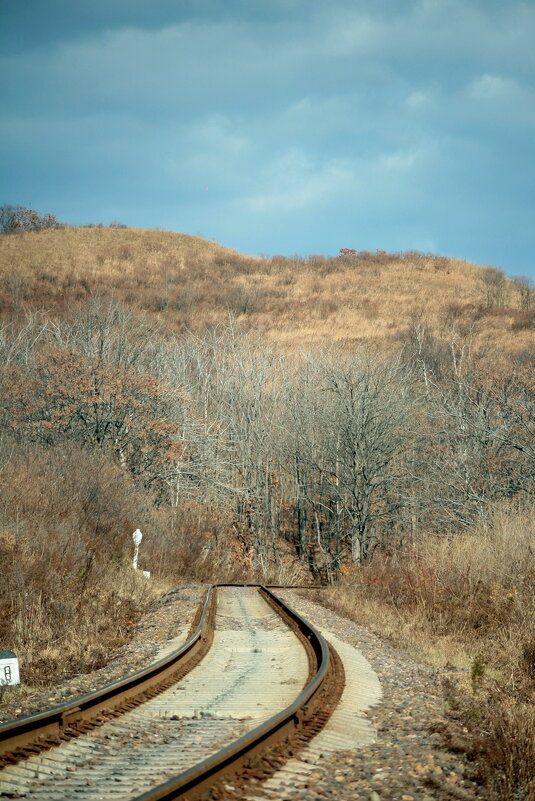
[1, 0, 534, 277]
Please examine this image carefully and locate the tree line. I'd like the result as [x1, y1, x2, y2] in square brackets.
[1, 300, 532, 582]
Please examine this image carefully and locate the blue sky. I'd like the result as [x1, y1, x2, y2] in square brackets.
[1, 0, 534, 278]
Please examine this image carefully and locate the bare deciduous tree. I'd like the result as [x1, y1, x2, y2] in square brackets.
[481, 266, 507, 309]
[513, 274, 533, 311]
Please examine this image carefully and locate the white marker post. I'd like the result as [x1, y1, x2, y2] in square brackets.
[132, 529, 143, 570]
[0, 651, 20, 687]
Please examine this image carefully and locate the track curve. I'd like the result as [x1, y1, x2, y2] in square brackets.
[0, 586, 343, 801]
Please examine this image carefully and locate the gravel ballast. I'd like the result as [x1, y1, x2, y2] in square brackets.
[272, 590, 481, 801]
[1, 585, 483, 800]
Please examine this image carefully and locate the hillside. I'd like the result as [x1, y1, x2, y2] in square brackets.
[1, 225, 534, 799]
[0, 226, 532, 359]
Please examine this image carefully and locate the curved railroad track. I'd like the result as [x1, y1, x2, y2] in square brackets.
[0, 586, 344, 800]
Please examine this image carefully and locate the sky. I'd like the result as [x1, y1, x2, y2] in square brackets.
[1, 0, 534, 278]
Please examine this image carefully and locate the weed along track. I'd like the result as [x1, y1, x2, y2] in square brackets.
[0, 586, 344, 800]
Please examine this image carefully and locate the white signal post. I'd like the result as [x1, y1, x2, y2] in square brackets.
[132, 529, 143, 570]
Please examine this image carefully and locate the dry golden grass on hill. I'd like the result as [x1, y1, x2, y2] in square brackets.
[2, 225, 534, 799]
[0, 226, 533, 358]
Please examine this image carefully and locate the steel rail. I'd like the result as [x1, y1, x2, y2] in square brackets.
[0, 583, 340, 801]
[0, 586, 215, 762]
[220, 583, 328, 589]
[131, 585, 333, 801]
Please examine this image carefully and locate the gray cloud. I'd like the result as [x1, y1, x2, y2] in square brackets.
[1, 0, 534, 274]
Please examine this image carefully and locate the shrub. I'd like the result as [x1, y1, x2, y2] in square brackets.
[0, 442, 157, 685]
[511, 310, 535, 330]
[0, 205, 61, 234]
[315, 507, 535, 800]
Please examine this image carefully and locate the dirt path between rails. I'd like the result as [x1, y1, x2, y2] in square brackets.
[269, 591, 481, 801]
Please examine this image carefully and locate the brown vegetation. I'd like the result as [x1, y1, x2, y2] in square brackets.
[0, 440, 247, 690]
[314, 506, 535, 800]
[0, 225, 533, 798]
[0, 226, 533, 358]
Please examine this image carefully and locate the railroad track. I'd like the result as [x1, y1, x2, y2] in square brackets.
[0, 586, 344, 800]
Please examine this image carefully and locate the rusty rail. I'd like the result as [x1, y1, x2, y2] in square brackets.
[132, 585, 335, 801]
[0, 585, 341, 800]
[0, 586, 216, 763]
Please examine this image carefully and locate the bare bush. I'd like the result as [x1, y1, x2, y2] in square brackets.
[0, 443, 159, 685]
[0, 205, 61, 234]
[481, 266, 507, 308]
[512, 273, 533, 311]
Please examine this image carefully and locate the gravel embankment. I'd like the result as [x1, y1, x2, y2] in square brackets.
[274, 590, 481, 801]
[1, 585, 482, 800]
[0, 585, 205, 724]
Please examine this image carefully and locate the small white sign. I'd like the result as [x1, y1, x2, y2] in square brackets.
[0, 650, 20, 686]
[143, 570, 151, 579]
